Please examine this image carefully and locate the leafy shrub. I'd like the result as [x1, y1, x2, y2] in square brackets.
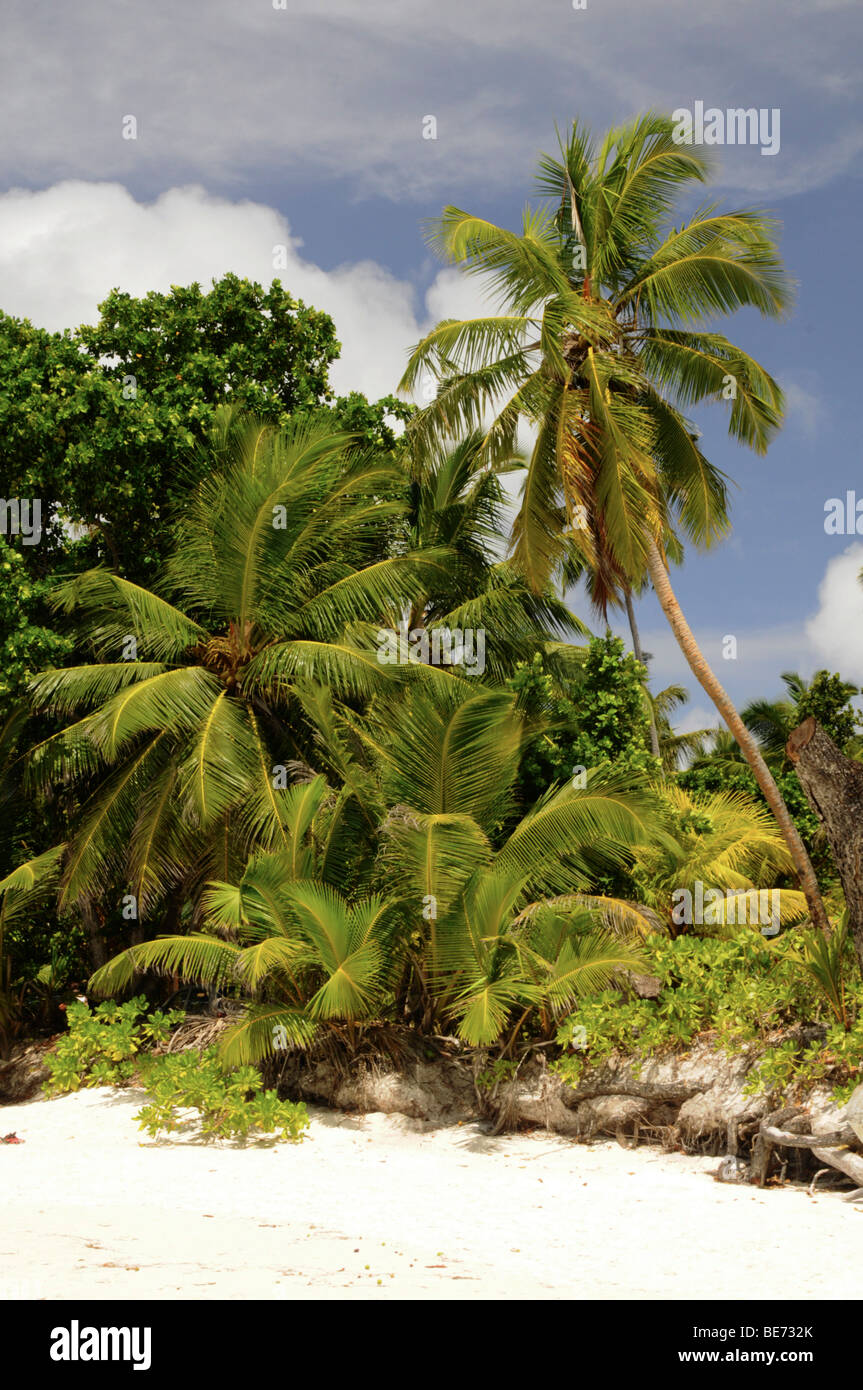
[43, 996, 182, 1094]
[135, 1048, 308, 1143]
[553, 933, 863, 1102]
[43, 995, 308, 1144]
[744, 1017, 863, 1105]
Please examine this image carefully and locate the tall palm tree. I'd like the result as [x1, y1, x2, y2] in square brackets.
[24, 413, 450, 932]
[399, 112, 829, 934]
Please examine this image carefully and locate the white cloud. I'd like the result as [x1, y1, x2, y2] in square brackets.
[0, 181, 495, 403]
[805, 542, 863, 680]
[782, 377, 821, 441]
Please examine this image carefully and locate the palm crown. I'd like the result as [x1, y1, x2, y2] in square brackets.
[401, 112, 789, 606]
[90, 679, 655, 1053]
[26, 412, 451, 920]
[399, 113, 832, 936]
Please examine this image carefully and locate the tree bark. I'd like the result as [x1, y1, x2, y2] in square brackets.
[623, 588, 661, 760]
[643, 537, 830, 937]
[786, 717, 863, 971]
[80, 899, 108, 972]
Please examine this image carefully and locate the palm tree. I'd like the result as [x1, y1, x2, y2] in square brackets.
[0, 845, 65, 1055]
[24, 413, 450, 935]
[91, 681, 654, 1054]
[630, 784, 808, 935]
[399, 112, 829, 934]
[395, 428, 589, 680]
[646, 682, 712, 773]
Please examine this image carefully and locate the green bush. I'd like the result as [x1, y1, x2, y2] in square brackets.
[43, 996, 182, 1094]
[553, 933, 863, 1102]
[43, 995, 308, 1143]
[135, 1048, 308, 1143]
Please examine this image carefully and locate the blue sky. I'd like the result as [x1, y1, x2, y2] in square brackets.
[1, 0, 861, 728]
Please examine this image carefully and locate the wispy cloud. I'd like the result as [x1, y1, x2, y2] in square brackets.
[1, 0, 859, 202]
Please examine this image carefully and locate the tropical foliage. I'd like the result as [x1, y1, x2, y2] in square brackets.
[399, 110, 827, 933]
[1, 115, 858, 1101]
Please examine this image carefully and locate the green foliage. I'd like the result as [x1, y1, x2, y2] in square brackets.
[509, 635, 658, 806]
[403, 113, 790, 601]
[552, 932, 863, 1103]
[0, 277, 411, 992]
[682, 667, 863, 885]
[88, 680, 654, 1056]
[568, 635, 658, 776]
[0, 539, 71, 714]
[43, 996, 183, 1094]
[744, 1018, 863, 1105]
[795, 671, 860, 749]
[475, 1056, 517, 1090]
[41, 995, 307, 1143]
[26, 414, 445, 925]
[0, 276, 403, 585]
[629, 781, 807, 930]
[135, 1048, 308, 1143]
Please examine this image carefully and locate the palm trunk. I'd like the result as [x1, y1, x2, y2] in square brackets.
[623, 587, 661, 760]
[644, 537, 830, 937]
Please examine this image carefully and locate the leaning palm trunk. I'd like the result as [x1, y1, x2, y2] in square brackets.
[644, 537, 830, 936]
[623, 588, 661, 760]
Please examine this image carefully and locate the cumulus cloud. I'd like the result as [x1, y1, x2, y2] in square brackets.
[805, 542, 863, 681]
[0, 181, 494, 403]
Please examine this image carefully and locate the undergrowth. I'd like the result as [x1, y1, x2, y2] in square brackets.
[43, 995, 308, 1143]
[553, 932, 863, 1104]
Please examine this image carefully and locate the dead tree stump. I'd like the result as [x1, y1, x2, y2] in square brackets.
[786, 717, 863, 972]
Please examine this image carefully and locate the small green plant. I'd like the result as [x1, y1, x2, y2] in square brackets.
[43, 996, 183, 1095]
[135, 1048, 308, 1143]
[744, 1017, 863, 1103]
[781, 913, 851, 1029]
[476, 1057, 517, 1091]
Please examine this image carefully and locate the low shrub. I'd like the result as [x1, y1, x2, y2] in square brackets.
[135, 1048, 308, 1143]
[553, 932, 863, 1103]
[43, 996, 182, 1094]
[43, 995, 308, 1143]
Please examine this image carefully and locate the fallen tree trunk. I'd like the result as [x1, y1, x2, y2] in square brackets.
[751, 1091, 863, 1198]
[786, 716, 863, 970]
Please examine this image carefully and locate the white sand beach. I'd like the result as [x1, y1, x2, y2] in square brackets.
[1, 1087, 861, 1301]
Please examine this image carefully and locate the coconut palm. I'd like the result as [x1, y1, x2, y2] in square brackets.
[24, 413, 450, 931]
[312, 679, 654, 1039]
[630, 784, 808, 935]
[394, 428, 589, 681]
[646, 682, 712, 773]
[399, 112, 829, 933]
[91, 681, 654, 1054]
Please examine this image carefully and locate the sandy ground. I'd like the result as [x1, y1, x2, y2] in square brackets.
[1, 1086, 861, 1301]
